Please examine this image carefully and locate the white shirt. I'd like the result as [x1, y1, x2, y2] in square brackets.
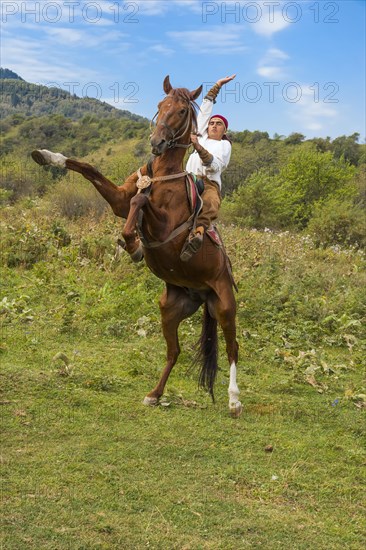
[186, 98, 231, 189]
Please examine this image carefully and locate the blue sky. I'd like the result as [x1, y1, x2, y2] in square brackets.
[2, 0, 365, 139]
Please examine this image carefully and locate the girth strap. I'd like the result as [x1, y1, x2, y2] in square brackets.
[139, 217, 194, 249]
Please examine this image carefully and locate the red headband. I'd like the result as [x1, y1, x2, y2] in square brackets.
[210, 114, 229, 131]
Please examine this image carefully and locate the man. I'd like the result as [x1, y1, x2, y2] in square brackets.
[181, 74, 236, 262]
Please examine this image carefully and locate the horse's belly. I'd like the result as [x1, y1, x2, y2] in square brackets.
[143, 244, 224, 291]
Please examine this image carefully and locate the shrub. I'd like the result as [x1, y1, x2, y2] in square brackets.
[2, 222, 52, 268]
[0, 156, 58, 204]
[221, 149, 358, 231]
[307, 198, 366, 248]
[46, 179, 108, 220]
[273, 149, 357, 228]
[220, 169, 277, 228]
[79, 234, 115, 263]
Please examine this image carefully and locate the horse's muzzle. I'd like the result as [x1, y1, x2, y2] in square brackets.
[150, 138, 168, 156]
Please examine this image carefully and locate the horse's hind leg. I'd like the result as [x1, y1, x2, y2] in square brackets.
[208, 283, 242, 417]
[143, 285, 202, 405]
[31, 149, 135, 218]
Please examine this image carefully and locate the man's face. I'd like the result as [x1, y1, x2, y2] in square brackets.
[207, 117, 226, 140]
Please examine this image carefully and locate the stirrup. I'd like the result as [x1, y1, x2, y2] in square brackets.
[180, 230, 204, 262]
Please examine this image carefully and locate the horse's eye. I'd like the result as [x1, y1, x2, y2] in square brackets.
[179, 108, 187, 115]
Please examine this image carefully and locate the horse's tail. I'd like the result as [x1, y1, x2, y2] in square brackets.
[196, 303, 218, 402]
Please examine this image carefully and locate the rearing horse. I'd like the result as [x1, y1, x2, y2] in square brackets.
[31, 76, 242, 417]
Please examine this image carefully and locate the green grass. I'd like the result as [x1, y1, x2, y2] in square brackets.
[1, 212, 365, 549]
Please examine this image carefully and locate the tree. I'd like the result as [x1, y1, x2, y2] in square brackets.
[284, 132, 305, 145]
[308, 137, 332, 153]
[331, 133, 361, 165]
[221, 169, 277, 228]
[272, 149, 357, 227]
[223, 149, 358, 230]
[10, 93, 20, 107]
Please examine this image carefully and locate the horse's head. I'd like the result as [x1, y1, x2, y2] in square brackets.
[150, 76, 202, 156]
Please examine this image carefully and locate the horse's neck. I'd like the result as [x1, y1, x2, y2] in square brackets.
[152, 147, 186, 176]
[149, 145, 190, 224]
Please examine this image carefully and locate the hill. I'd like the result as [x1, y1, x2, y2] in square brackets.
[0, 69, 146, 122]
[0, 68, 24, 81]
[0, 70, 151, 160]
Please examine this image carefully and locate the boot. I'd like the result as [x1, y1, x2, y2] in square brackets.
[180, 226, 204, 262]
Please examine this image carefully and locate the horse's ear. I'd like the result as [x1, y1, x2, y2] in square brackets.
[190, 84, 203, 101]
[163, 75, 173, 95]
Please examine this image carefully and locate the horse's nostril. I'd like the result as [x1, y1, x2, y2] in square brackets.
[150, 138, 167, 154]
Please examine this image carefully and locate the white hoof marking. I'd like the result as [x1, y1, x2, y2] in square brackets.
[228, 361, 242, 418]
[32, 149, 67, 168]
[143, 396, 159, 406]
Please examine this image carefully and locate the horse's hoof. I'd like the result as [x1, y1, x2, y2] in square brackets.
[31, 149, 67, 168]
[229, 401, 242, 418]
[31, 150, 50, 166]
[143, 396, 159, 406]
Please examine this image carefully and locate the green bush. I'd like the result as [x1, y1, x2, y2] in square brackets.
[220, 169, 277, 228]
[221, 149, 358, 232]
[307, 199, 366, 249]
[46, 179, 108, 220]
[1, 222, 53, 268]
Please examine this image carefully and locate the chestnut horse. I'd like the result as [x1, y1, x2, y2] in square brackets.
[31, 76, 242, 417]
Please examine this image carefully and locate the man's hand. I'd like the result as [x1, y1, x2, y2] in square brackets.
[190, 135, 213, 165]
[216, 74, 236, 87]
[190, 133, 199, 146]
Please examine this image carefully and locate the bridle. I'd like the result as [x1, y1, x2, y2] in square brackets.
[150, 98, 196, 150]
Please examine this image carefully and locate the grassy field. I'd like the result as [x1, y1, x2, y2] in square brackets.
[1, 208, 365, 549]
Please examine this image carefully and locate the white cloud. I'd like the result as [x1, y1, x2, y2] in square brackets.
[42, 26, 129, 48]
[251, 4, 291, 38]
[168, 27, 248, 54]
[257, 48, 289, 79]
[134, 0, 202, 16]
[134, 1, 168, 16]
[267, 48, 289, 61]
[44, 27, 85, 44]
[149, 44, 175, 56]
[257, 66, 285, 78]
[1, 36, 97, 83]
[289, 84, 339, 131]
[170, 0, 203, 14]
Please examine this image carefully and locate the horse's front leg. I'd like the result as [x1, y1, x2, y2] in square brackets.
[31, 149, 136, 218]
[121, 192, 172, 261]
[122, 193, 148, 262]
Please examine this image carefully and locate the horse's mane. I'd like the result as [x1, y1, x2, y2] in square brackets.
[169, 88, 199, 133]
